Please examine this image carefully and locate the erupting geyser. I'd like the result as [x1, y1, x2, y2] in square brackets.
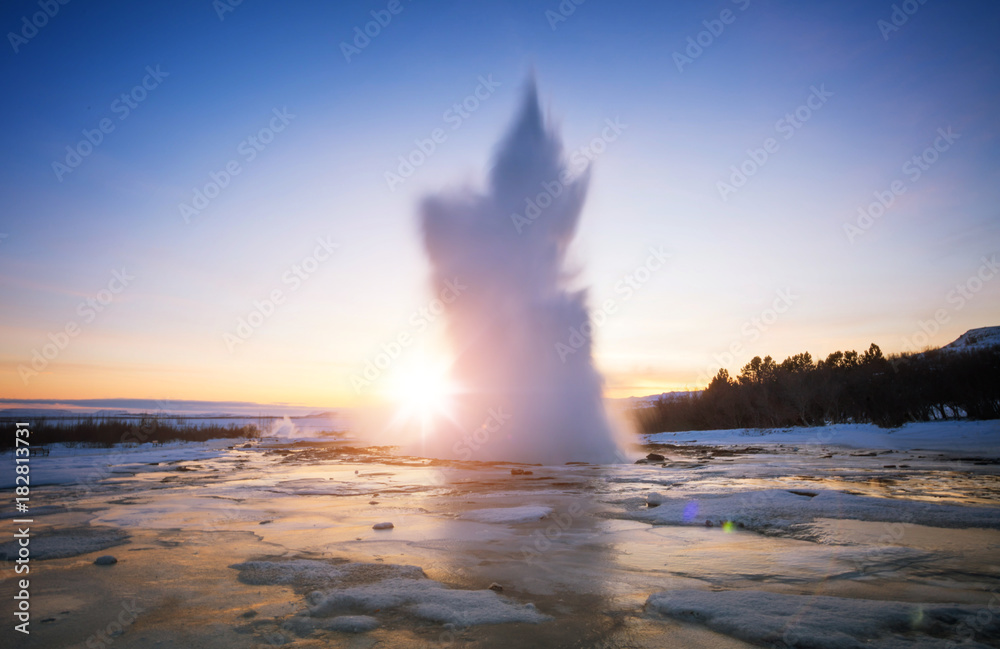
[417, 80, 624, 464]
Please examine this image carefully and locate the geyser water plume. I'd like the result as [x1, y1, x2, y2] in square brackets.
[416, 80, 625, 464]
[268, 415, 298, 440]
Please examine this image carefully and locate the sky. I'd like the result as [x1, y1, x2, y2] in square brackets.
[1, 0, 998, 409]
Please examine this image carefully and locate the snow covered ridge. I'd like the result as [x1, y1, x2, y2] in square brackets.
[942, 326, 1000, 352]
[646, 589, 1000, 649]
[231, 559, 550, 630]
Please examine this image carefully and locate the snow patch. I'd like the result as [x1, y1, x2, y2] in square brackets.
[306, 577, 548, 627]
[646, 589, 997, 649]
[0, 526, 128, 561]
[231, 559, 549, 628]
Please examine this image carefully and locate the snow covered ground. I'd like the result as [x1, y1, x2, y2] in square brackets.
[3, 419, 999, 648]
[645, 419, 1000, 454]
[0, 439, 240, 491]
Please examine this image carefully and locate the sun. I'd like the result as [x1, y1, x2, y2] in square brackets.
[384, 354, 459, 439]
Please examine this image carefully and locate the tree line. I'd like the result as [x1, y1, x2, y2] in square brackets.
[0, 416, 261, 450]
[635, 343, 1000, 433]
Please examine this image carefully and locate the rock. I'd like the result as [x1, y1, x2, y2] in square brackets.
[646, 453, 666, 462]
[372, 522, 394, 530]
[369, 501, 379, 505]
[94, 555, 117, 565]
[511, 468, 525, 475]
[646, 492, 667, 507]
[240, 610, 258, 618]
[704, 520, 713, 528]
[242, 443, 252, 449]
[488, 582, 503, 592]
[259, 520, 273, 525]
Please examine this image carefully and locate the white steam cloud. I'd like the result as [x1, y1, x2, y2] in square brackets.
[417, 80, 624, 464]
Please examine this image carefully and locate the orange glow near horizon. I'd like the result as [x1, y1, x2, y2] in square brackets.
[0, 359, 696, 410]
[1, 318, 995, 410]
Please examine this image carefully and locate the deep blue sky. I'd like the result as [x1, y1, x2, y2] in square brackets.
[1, 0, 998, 405]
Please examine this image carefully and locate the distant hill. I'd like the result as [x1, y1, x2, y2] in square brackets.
[617, 391, 699, 407]
[942, 326, 1000, 353]
[0, 398, 334, 418]
[0, 408, 78, 418]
